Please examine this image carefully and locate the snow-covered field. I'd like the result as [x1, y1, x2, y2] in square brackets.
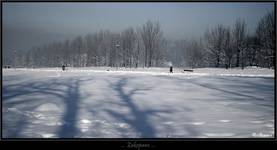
[2, 67, 275, 138]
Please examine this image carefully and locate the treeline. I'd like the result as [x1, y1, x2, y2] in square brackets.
[20, 20, 167, 68]
[171, 11, 275, 69]
[204, 11, 275, 69]
[12, 11, 275, 69]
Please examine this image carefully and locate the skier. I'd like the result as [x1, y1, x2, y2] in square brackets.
[170, 66, 173, 73]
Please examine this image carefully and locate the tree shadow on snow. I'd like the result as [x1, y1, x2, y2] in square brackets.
[183, 78, 274, 111]
[57, 79, 82, 138]
[104, 78, 177, 138]
[217, 77, 274, 95]
[3, 75, 93, 138]
[160, 75, 273, 104]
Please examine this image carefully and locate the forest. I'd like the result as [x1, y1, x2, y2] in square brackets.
[10, 11, 275, 69]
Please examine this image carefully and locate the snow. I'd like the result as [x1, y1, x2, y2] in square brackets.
[2, 67, 275, 138]
[191, 122, 206, 125]
[6, 66, 274, 77]
[35, 103, 61, 112]
[80, 119, 92, 124]
[41, 133, 56, 138]
[218, 120, 231, 123]
[204, 133, 235, 137]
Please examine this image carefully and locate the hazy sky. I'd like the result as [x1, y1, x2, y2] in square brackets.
[3, 2, 274, 52]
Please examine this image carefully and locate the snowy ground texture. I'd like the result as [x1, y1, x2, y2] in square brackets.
[2, 67, 275, 138]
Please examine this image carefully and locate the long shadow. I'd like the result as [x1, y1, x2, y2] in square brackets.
[2, 111, 28, 138]
[188, 78, 273, 101]
[54, 78, 93, 138]
[180, 77, 274, 111]
[3, 79, 67, 110]
[3, 73, 93, 138]
[217, 77, 274, 93]
[191, 81, 263, 100]
[57, 79, 80, 138]
[105, 78, 155, 137]
[105, 78, 176, 138]
[3, 78, 64, 99]
[161, 75, 273, 102]
[2, 78, 68, 138]
[163, 75, 274, 113]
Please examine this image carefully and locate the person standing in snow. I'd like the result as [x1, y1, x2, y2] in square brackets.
[170, 66, 173, 73]
[62, 65, 65, 71]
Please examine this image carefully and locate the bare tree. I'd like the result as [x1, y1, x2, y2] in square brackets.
[20, 17, 274, 69]
[121, 27, 136, 67]
[222, 27, 234, 69]
[256, 11, 275, 68]
[205, 24, 226, 67]
[184, 39, 204, 68]
[140, 20, 162, 67]
[134, 28, 143, 68]
[233, 19, 246, 68]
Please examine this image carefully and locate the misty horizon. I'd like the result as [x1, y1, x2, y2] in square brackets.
[3, 2, 274, 53]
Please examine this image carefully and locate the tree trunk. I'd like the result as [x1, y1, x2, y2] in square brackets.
[236, 48, 240, 67]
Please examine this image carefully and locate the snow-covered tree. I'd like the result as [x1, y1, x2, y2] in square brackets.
[233, 18, 247, 68]
[205, 24, 226, 67]
[255, 11, 275, 68]
[140, 20, 163, 67]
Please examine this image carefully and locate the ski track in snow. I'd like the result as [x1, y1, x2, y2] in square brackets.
[2, 68, 274, 138]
